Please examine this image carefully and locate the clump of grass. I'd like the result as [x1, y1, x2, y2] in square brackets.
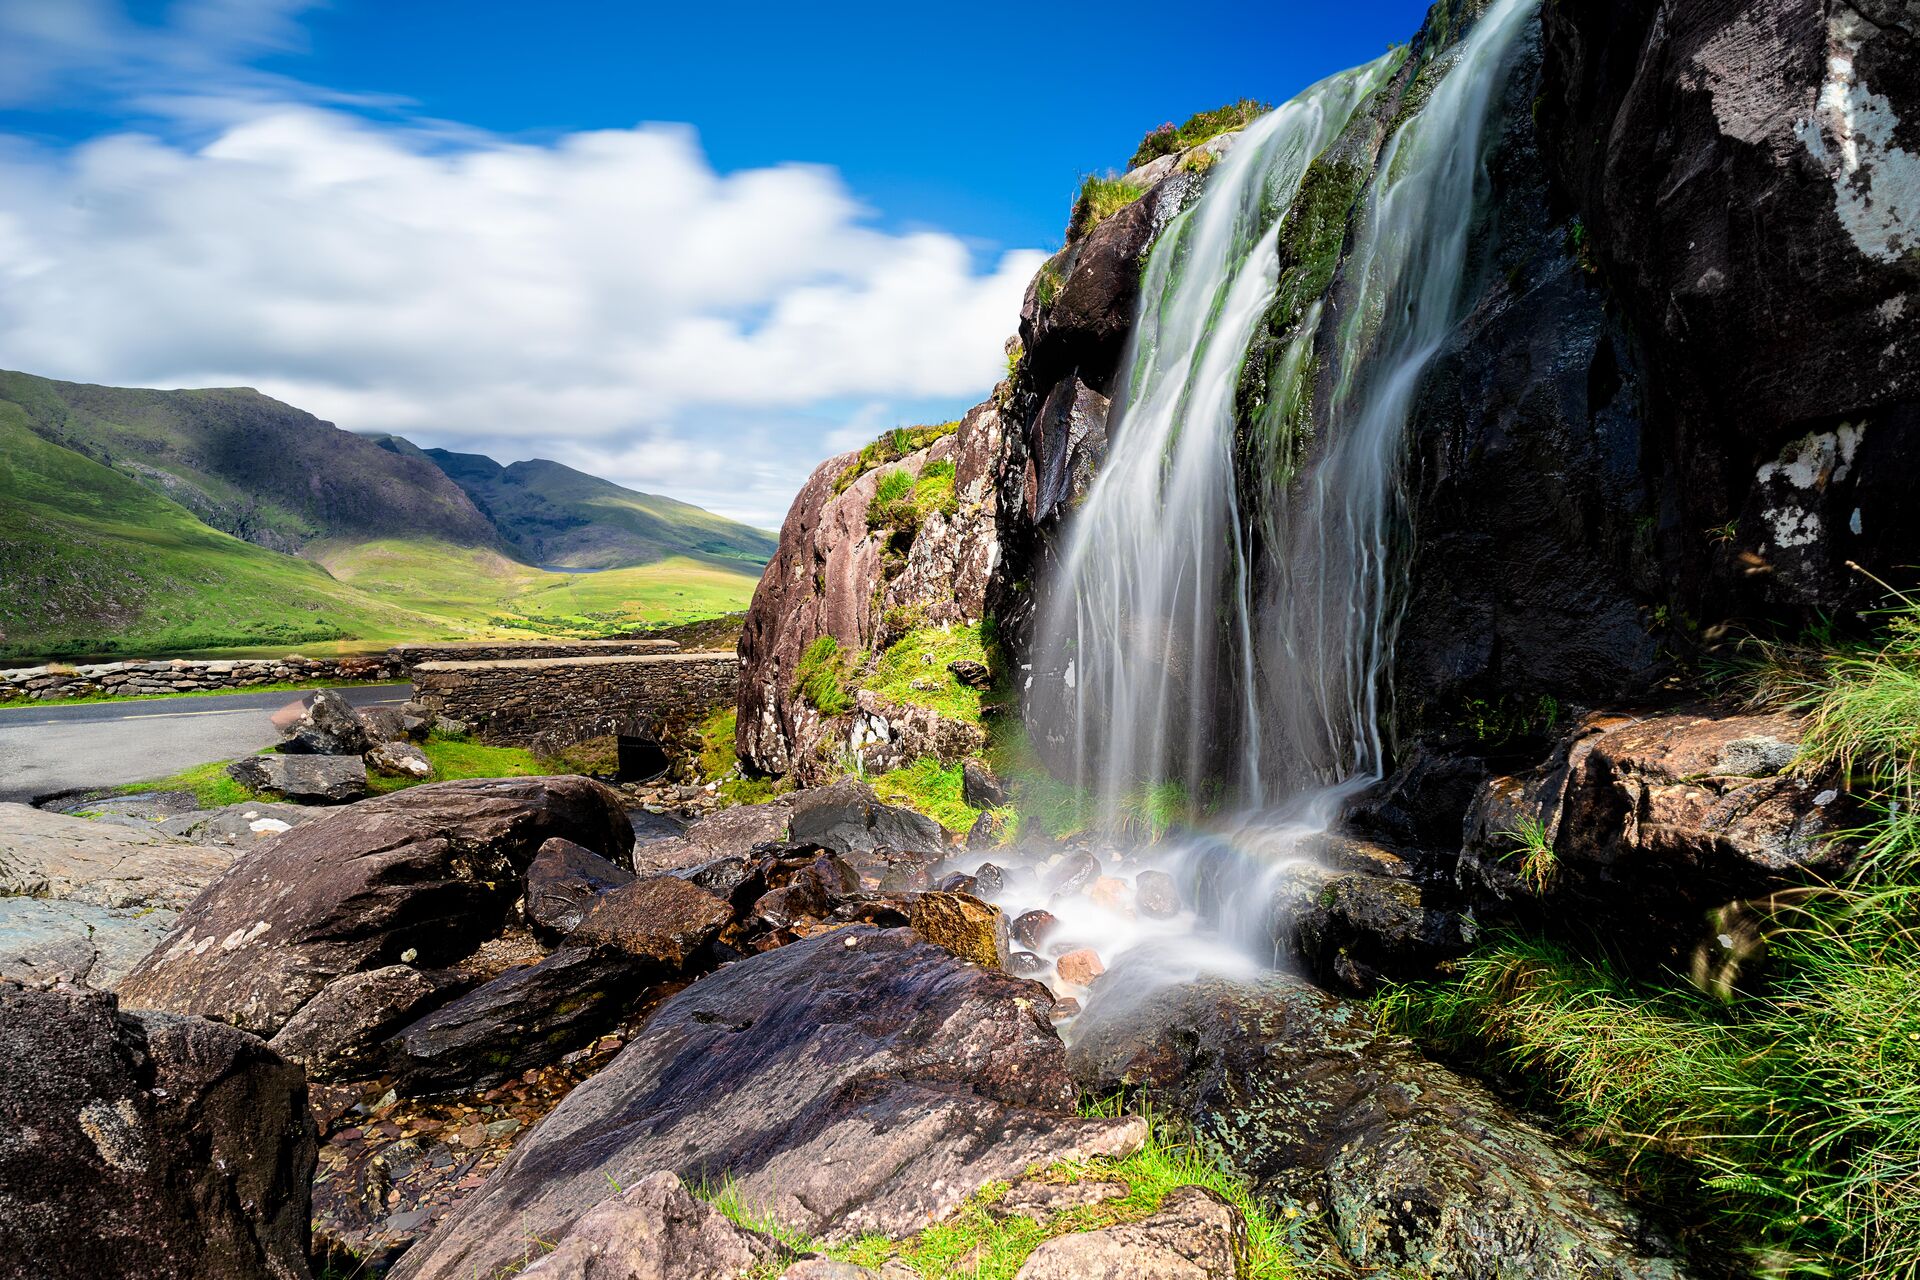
[1033, 259, 1066, 310]
[867, 460, 959, 537]
[1066, 175, 1147, 242]
[832, 422, 961, 495]
[870, 757, 993, 835]
[368, 734, 542, 794]
[695, 706, 739, 780]
[698, 1104, 1302, 1279]
[791, 635, 857, 717]
[1127, 98, 1269, 170]
[1500, 815, 1558, 892]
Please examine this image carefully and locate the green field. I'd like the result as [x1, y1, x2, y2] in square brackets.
[0, 407, 761, 660]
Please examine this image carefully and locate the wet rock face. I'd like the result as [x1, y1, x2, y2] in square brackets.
[1069, 963, 1689, 1279]
[118, 776, 634, 1036]
[1462, 706, 1854, 960]
[788, 778, 946, 857]
[1539, 0, 1920, 613]
[0, 980, 316, 1280]
[392, 927, 1144, 1280]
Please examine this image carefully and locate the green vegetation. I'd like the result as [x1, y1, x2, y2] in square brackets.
[832, 423, 961, 495]
[1501, 815, 1558, 892]
[871, 757, 988, 834]
[366, 735, 544, 795]
[0, 370, 764, 660]
[866, 460, 959, 540]
[1380, 595, 1920, 1277]
[1034, 259, 1066, 310]
[119, 759, 259, 808]
[696, 706, 739, 779]
[870, 623, 991, 722]
[792, 635, 858, 717]
[1127, 99, 1270, 170]
[702, 1103, 1301, 1279]
[1066, 176, 1148, 242]
[0, 679, 403, 710]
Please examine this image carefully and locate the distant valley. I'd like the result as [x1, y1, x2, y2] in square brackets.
[0, 369, 773, 660]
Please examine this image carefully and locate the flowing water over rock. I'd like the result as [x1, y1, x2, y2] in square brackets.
[1024, 0, 1541, 985]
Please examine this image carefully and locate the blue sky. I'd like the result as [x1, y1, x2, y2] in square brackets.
[0, 0, 1433, 525]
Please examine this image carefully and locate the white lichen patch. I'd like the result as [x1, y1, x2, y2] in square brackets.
[1795, 14, 1920, 263]
[77, 1098, 147, 1173]
[1755, 424, 1866, 549]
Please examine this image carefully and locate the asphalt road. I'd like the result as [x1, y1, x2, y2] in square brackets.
[0, 684, 408, 804]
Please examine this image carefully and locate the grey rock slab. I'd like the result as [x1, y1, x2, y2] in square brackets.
[0, 801, 232, 909]
[228, 753, 368, 804]
[153, 801, 320, 847]
[0, 897, 176, 989]
[788, 778, 944, 857]
[392, 926, 1143, 1280]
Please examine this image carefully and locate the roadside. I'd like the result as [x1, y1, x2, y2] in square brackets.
[0, 684, 409, 804]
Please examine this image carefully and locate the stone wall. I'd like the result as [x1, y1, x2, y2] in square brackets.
[410, 653, 740, 751]
[388, 639, 681, 671]
[0, 655, 400, 703]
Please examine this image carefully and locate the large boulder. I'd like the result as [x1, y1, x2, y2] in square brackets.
[267, 964, 463, 1081]
[525, 836, 637, 938]
[119, 776, 634, 1036]
[275, 688, 370, 756]
[736, 403, 1008, 782]
[1068, 959, 1687, 1278]
[570, 874, 734, 964]
[385, 946, 648, 1095]
[0, 980, 316, 1279]
[1462, 706, 1854, 959]
[788, 779, 945, 856]
[629, 800, 792, 875]
[392, 927, 1145, 1279]
[228, 753, 369, 804]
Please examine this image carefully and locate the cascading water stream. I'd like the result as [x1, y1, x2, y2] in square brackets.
[1001, 0, 1541, 993]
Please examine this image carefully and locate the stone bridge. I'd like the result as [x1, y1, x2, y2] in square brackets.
[409, 652, 740, 754]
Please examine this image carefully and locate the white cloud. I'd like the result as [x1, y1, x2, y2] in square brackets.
[0, 3, 1041, 527]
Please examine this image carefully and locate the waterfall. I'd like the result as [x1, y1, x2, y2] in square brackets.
[1034, 0, 1539, 831]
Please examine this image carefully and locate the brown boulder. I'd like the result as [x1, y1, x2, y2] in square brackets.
[525, 836, 637, 938]
[267, 964, 460, 1081]
[571, 875, 734, 965]
[119, 776, 634, 1036]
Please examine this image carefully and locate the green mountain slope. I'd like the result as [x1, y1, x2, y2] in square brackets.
[0, 403, 454, 658]
[0, 370, 502, 555]
[415, 448, 777, 570]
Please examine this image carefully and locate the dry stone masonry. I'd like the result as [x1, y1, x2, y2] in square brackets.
[410, 652, 739, 751]
[0, 654, 398, 702]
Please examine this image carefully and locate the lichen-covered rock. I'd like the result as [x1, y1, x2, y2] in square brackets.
[736, 403, 1008, 782]
[0, 980, 316, 1279]
[570, 874, 733, 964]
[267, 963, 460, 1081]
[1266, 863, 1477, 995]
[228, 753, 369, 804]
[1069, 961, 1688, 1278]
[275, 687, 370, 756]
[391, 927, 1143, 1279]
[119, 776, 634, 1036]
[366, 738, 433, 779]
[909, 890, 1010, 968]
[525, 836, 637, 937]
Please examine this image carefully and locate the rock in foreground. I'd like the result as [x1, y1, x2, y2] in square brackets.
[1069, 958, 1688, 1278]
[394, 926, 1143, 1279]
[120, 775, 633, 1036]
[521, 1170, 779, 1280]
[0, 980, 316, 1279]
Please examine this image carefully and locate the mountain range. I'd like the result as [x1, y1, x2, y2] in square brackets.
[0, 369, 773, 660]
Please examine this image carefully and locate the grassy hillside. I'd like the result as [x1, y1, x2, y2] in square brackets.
[0, 406, 454, 658]
[419, 448, 777, 570]
[0, 370, 500, 554]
